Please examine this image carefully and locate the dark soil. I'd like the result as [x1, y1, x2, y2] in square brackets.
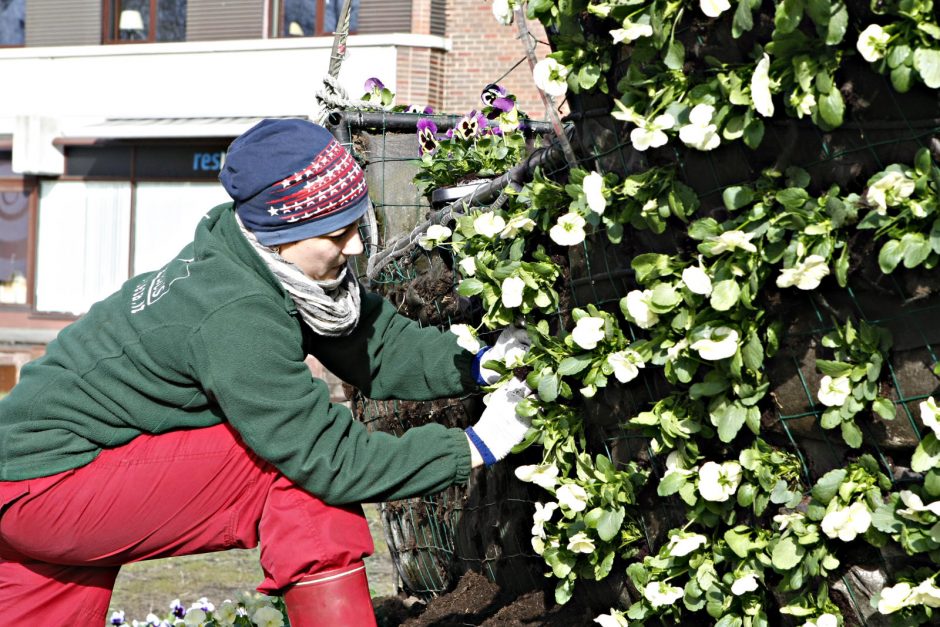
[374, 571, 599, 626]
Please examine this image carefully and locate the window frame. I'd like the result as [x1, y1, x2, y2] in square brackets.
[0, 180, 36, 312]
[0, 0, 26, 48]
[102, 0, 187, 44]
[270, 0, 358, 38]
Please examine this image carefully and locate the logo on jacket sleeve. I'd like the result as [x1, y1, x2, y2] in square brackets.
[130, 257, 194, 314]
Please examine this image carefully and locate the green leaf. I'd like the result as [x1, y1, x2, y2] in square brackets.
[743, 118, 764, 148]
[558, 354, 593, 376]
[872, 501, 902, 534]
[771, 535, 804, 570]
[912, 433, 940, 472]
[723, 186, 755, 211]
[913, 48, 940, 89]
[664, 41, 685, 70]
[714, 401, 747, 443]
[537, 371, 560, 402]
[710, 279, 741, 312]
[732, 0, 755, 37]
[902, 233, 932, 268]
[887, 44, 912, 69]
[658, 471, 687, 496]
[872, 397, 895, 421]
[597, 508, 626, 542]
[824, 3, 848, 45]
[816, 359, 853, 377]
[817, 88, 844, 127]
[457, 278, 484, 296]
[891, 65, 914, 92]
[742, 332, 763, 372]
[812, 468, 847, 504]
[650, 283, 682, 311]
[776, 188, 810, 209]
[878, 239, 903, 274]
[555, 577, 575, 605]
[724, 526, 752, 558]
[578, 64, 602, 90]
[841, 420, 863, 448]
[820, 408, 842, 429]
[774, 0, 802, 34]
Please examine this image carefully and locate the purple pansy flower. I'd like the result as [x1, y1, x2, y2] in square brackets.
[492, 97, 516, 114]
[417, 118, 439, 154]
[408, 104, 435, 114]
[363, 77, 385, 92]
[170, 599, 186, 619]
[455, 111, 488, 139]
[481, 83, 508, 106]
[110, 611, 126, 626]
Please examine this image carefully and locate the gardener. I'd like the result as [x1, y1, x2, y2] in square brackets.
[0, 119, 531, 625]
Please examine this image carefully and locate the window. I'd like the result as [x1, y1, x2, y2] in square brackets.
[0, 188, 29, 306]
[104, 0, 187, 43]
[274, 0, 359, 38]
[0, 0, 25, 46]
[35, 182, 132, 315]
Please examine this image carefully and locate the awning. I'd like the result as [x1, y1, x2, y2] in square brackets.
[54, 115, 310, 144]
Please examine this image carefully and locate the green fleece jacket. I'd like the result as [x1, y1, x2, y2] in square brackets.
[0, 203, 476, 504]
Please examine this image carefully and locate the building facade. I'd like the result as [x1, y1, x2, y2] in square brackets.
[0, 0, 550, 390]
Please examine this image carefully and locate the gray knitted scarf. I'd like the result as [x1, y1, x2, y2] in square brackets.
[237, 216, 361, 337]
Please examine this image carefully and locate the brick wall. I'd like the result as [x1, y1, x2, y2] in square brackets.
[442, 0, 551, 117]
[397, 46, 445, 111]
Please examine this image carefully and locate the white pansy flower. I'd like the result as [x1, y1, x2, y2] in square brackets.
[215, 601, 239, 627]
[897, 490, 940, 518]
[608, 349, 645, 383]
[572, 316, 606, 350]
[857, 24, 891, 63]
[700, 0, 730, 18]
[110, 612, 126, 625]
[790, 91, 817, 118]
[773, 512, 804, 531]
[776, 254, 830, 290]
[473, 212, 507, 238]
[501, 276, 526, 308]
[731, 573, 759, 596]
[666, 338, 689, 361]
[678, 104, 721, 151]
[912, 578, 940, 608]
[594, 609, 630, 627]
[515, 463, 560, 489]
[821, 501, 872, 542]
[449, 324, 481, 353]
[184, 609, 207, 627]
[698, 460, 743, 502]
[532, 535, 546, 554]
[630, 113, 675, 151]
[663, 450, 696, 478]
[418, 224, 453, 250]
[818, 375, 851, 407]
[252, 605, 285, 627]
[681, 262, 713, 295]
[751, 54, 775, 117]
[583, 171, 607, 215]
[567, 531, 596, 553]
[611, 19, 653, 44]
[866, 170, 916, 213]
[458, 255, 477, 277]
[491, 0, 514, 25]
[666, 532, 708, 557]
[532, 501, 559, 538]
[500, 213, 537, 238]
[623, 289, 660, 329]
[709, 229, 757, 254]
[556, 482, 589, 512]
[803, 613, 839, 627]
[644, 581, 685, 607]
[920, 396, 940, 437]
[878, 581, 914, 614]
[533, 57, 569, 97]
[690, 326, 740, 361]
[503, 345, 526, 369]
[550, 212, 587, 246]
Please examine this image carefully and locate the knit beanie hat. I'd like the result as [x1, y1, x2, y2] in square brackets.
[220, 118, 369, 246]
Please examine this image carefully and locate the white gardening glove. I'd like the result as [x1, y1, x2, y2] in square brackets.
[465, 378, 533, 466]
[474, 325, 532, 385]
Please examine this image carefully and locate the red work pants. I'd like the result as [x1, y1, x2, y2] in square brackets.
[0, 423, 374, 623]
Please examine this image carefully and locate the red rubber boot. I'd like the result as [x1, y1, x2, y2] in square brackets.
[283, 562, 378, 627]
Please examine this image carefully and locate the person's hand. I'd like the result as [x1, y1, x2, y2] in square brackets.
[474, 325, 531, 385]
[465, 378, 533, 466]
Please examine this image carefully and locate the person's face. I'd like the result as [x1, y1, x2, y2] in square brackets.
[278, 221, 364, 280]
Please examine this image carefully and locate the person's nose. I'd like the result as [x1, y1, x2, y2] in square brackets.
[344, 228, 364, 256]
